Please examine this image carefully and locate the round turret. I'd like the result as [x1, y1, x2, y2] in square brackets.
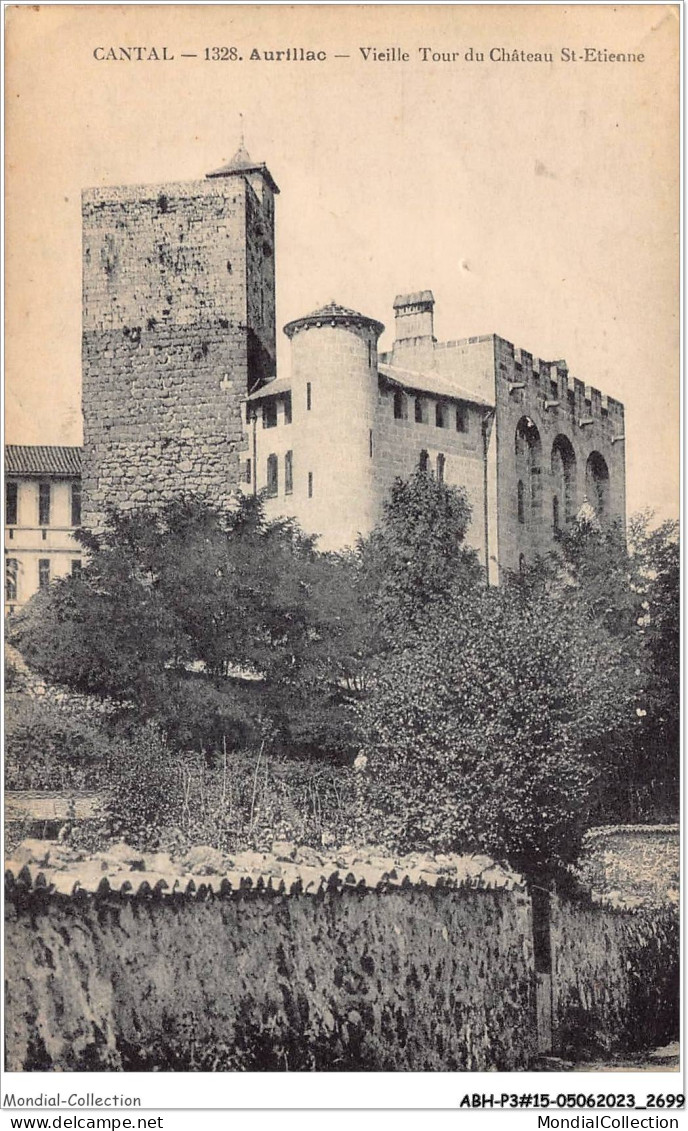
[279, 302, 384, 549]
[283, 301, 384, 341]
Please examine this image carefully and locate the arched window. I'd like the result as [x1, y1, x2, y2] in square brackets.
[551, 435, 577, 524]
[419, 449, 429, 473]
[553, 494, 560, 532]
[393, 390, 407, 420]
[517, 480, 525, 524]
[515, 417, 542, 521]
[585, 451, 610, 517]
[436, 453, 445, 483]
[266, 454, 278, 497]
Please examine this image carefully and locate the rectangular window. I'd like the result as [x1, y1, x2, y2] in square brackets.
[71, 482, 82, 527]
[456, 404, 468, 433]
[285, 450, 293, 494]
[369, 429, 374, 458]
[262, 400, 277, 428]
[436, 453, 446, 483]
[38, 558, 51, 590]
[266, 454, 278, 497]
[6, 481, 18, 525]
[284, 392, 292, 425]
[435, 402, 446, 428]
[71, 559, 83, 578]
[414, 398, 424, 424]
[5, 559, 18, 602]
[306, 382, 312, 411]
[38, 482, 51, 526]
[308, 471, 313, 498]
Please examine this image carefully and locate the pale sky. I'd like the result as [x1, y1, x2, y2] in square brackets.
[5, 3, 680, 519]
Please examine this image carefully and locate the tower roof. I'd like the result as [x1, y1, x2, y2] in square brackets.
[283, 301, 384, 339]
[206, 143, 280, 194]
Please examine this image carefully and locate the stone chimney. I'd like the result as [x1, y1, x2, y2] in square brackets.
[393, 291, 435, 343]
[392, 291, 435, 366]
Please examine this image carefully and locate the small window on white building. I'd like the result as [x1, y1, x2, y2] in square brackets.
[393, 390, 407, 420]
[263, 401, 277, 429]
[306, 382, 312, 411]
[38, 558, 51, 590]
[71, 482, 82, 527]
[436, 453, 445, 483]
[5, 558, 18, 602]
[285, 451, 293, 495]
[435, 402, 446, 428]
[6, 482, 18, 526]
[266, 454, 278, 497]
[419, 449, 429, 473]
[308, 471, 314, 498]
[39, 482, 51, 527]
[284, 392, 292, 425]
[456, 405, 468, 433]
[245, 458, 252, 485]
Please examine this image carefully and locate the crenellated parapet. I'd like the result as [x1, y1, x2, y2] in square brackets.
[496, 337, 625, 442]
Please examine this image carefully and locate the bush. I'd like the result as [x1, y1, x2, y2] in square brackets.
[100, 725, 357, 853]
[5, 692, 116, 792]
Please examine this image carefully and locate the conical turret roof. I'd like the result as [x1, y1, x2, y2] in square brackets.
[283, 301, 384, 339]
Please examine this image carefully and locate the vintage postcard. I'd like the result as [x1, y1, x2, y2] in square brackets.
[2, 1, 681, 1119]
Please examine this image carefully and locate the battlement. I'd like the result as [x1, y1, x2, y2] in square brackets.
[494, 335, 625, 431]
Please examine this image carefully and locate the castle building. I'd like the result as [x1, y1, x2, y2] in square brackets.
[4, 445, 83, 613]
[80, 147, 625, 579]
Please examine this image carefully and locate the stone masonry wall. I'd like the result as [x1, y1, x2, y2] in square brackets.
[493, 336, 625, 574]
[373, 388, 488, 565]
[82, 175, 276, 527]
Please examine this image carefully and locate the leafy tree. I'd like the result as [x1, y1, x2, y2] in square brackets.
[11, 495, 362, 759]
[357, 469, 483, 644]
[359, 582, 640, 879]
[555, 509, 679, 820]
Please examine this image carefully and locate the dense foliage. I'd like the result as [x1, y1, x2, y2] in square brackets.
[359, 582, 640, 879]
[8, 473, 679, 874]
[12, 496, 361, 760]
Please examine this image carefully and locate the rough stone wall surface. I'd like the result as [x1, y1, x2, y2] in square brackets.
[551, 897, 678, 1058]
[5, 880, 678, 1071]
[5, 886, 535, 1072]
[82, 175, 275, 527]
[493, 336, 625, 575]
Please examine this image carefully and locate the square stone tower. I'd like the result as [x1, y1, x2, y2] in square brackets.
[81, 145, 278, 527]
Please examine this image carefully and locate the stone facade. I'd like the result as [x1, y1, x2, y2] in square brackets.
[253, 293, 625, 571]
[81, 148, 278, 528]
[80, 149, 625, 575]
